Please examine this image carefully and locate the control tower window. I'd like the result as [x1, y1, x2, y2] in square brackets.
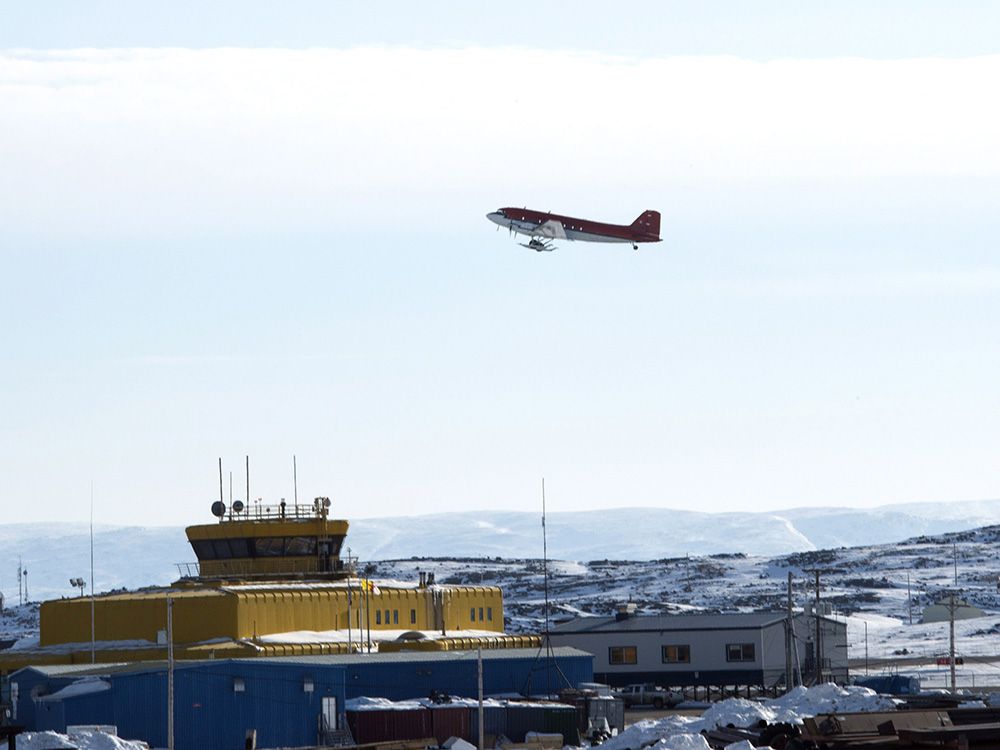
[254, 537, 285, 557]
[191, 540, 217, 560]
[228, 538, 251, 558]
[286, 537, 318, 556]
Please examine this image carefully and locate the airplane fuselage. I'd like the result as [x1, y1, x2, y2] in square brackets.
[486, 207, 661, 246]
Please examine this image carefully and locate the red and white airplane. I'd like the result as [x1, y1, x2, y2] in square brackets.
[487, 207, 661, 251]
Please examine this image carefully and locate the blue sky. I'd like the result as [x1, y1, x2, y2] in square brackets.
[1, 4, 999, 526]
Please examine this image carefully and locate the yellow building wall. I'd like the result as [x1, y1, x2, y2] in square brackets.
[230, 585, 504, 638]
[38, 584, 503, 650]
[441, 586, 504, 632]
[39, 591, 236, 647]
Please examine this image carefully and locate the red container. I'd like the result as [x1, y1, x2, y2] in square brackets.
[348, 710, 395, 744]
[431, 706, 473, 744]
[393, 708, 433, 741]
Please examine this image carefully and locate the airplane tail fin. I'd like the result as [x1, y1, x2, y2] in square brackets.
[630, 210, 660, 240]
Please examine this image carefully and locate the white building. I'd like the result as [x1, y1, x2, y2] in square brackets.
[548, 610, 847, 692]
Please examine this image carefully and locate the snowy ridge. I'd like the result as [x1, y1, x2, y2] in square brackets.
[3, 499, 1000, 602]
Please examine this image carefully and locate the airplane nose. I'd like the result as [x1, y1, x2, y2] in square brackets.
[486, 211, 506, 226]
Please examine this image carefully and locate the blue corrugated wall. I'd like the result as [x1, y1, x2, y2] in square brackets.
[113, 663, 347, 750]
[12, 652, 592, 750]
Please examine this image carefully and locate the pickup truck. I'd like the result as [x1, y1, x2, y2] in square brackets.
[619, 683, 683, 709]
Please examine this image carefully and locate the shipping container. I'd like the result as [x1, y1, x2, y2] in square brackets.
[430, 705, 472, 744]
[542, 706, 579, 746]
[471, 704, 508, 744]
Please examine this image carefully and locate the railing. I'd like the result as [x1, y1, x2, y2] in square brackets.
[176, 555, 358, 580]
[218, 499, 335, 522]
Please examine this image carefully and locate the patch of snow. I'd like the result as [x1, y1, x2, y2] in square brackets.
[646, 735, 712, 750]
[39, 678, 111, 702]
[599, 685, 894, 750]
[16, 730, 149, 750]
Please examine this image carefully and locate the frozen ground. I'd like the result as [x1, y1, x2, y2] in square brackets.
[372, 525, 1000, 686]
[599, 684, 897, 750]
[5, 524, 1000, 687]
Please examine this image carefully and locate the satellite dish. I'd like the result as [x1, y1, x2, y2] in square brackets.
[211, 500, 227, 518]
[323, 498, 331, 508]
[232, 500, 245, 514]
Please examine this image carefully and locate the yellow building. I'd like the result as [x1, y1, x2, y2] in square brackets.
[1, 499, 536, 674]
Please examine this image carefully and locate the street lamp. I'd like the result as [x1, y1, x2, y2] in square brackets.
[70, 577, 86, 597]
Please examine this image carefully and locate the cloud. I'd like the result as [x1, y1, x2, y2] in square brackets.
[2, 48, 999, 236]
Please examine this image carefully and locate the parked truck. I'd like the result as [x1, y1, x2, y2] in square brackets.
[619, 683, 683, 709]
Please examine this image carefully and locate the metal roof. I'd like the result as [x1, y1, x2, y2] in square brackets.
[240, 646, 591, 667]
[12, 647, 591, 679]
[549, 612, 790, 634]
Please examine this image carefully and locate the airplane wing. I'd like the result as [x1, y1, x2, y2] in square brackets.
[534, 219, 567, 240]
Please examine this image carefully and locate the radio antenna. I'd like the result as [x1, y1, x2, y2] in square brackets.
[245, 455, 250, 504]
[542, 478, 550, 640]
[522, 477, 570, 697]
[90, 481, 96, 664]
[218, 458, 224, 510]
[293, 455, 298, 505]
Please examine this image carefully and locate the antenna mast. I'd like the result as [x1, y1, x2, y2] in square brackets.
[542, 478, 551, 696]
[542, 478, 550, 638]
[90, 482, 96, 664]
[246, 455, 250, 505]
[293, 455, 298, 506]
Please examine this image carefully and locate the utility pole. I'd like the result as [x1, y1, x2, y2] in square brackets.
[477, 647, 485, 750]
[864, 620, 869, 676]
[347, 576, 353, 654]
[167, 596, 175, 750]
[953, 542, 958, 587]
[907, 573, 913, 625]
[785, 572, 794, 692]
[814, 570, 822, 685]
[948, 593, 957, 693]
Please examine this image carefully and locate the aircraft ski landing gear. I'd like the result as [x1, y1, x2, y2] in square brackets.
[520, 238, 555, 252]
[632, 243, 638, 251]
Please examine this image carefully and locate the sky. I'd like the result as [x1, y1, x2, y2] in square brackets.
[1, 2, 999, 526]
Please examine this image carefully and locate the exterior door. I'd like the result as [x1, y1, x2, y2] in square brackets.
[322, 696, 337, 731]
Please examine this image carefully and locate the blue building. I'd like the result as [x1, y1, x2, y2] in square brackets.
[9, 647, 593, 750]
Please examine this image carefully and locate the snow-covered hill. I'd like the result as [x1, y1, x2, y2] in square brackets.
[5, 521, 1000, 684]
[3, 499, 1000, 602]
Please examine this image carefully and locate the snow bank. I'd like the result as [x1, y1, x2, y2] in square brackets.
[647, 735, 712, 750]
[599, 684, 895, 750]
[15, 730, 148, 750]
[345, 696, 569, 711]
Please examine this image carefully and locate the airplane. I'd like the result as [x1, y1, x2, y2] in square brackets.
[486, 207, 661, 252]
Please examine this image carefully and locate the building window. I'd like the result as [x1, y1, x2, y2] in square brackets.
[384, 609, 390, 624]
[662, 645, 690, 663]
[393, 609, 398, 625]
[726, 643, 756, 662]
[478, 607, 484, 622]
[410, 609, 417, 624]
[375, 611, 381, 625]
[487, 607, 493, 622]
[609, 646, 637, 665]
[470, 607, 476, 621]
